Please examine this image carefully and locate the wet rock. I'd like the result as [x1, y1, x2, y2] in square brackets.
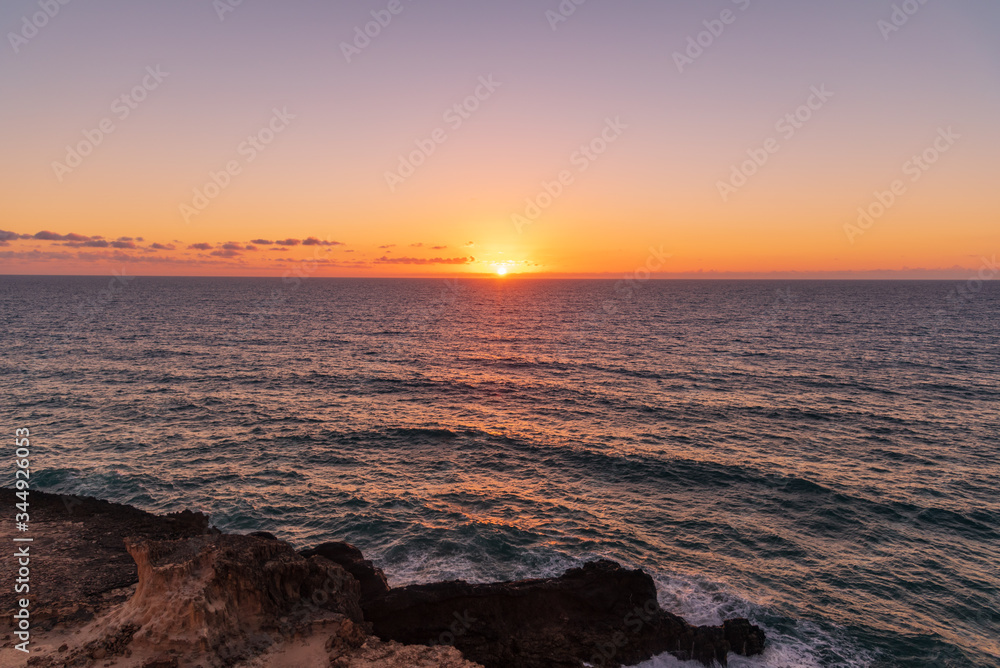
[723, 618, 767, 657]
[363, 559, 765, 667]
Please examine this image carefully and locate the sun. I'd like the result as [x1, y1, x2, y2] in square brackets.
[495, 266, 508, 276]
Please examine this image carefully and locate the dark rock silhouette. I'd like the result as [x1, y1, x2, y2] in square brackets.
[300, 541, 392, 604]
[363, 559, 765, 667]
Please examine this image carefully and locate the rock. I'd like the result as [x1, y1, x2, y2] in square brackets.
[4, 491, 764, 668]
[163, 509, 212, 535]
[300, 542, 390, 604]
[77, 533, 364, 665]
[363, 559, 765, 667]
[0, 489, 213, 629]
[325, 616, 369, 660]
[723, 618, 766, 657]
[140, 659, 179, 668]
[248, 531, 278, 541]
[331, 637, 482, 668]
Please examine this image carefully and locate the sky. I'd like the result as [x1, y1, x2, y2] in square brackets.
[1, 0, 998, 277]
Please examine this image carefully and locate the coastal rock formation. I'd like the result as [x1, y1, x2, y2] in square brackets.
[18, 531, 483, 668]
[33, 533, 365, 666]
[0, 489, 212, 631]
[0, 490, 764, 667]
[299, 542, 391, 604]
[363, 559, 765, 667]
[120, 534, 363, 656]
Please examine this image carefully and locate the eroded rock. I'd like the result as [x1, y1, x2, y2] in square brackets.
[299, 542, 391, 604]
[34, 533, 364, 667]
[117, 534, 361, 659]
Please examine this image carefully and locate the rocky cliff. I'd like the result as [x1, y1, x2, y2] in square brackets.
[0, 490, 764, 667]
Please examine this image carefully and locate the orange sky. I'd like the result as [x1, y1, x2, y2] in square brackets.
[1, 2, 998, 278]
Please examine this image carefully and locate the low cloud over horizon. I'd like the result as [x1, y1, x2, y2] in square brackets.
[1, 228, 994, 279]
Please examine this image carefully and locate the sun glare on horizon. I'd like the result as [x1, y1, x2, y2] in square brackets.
[495, 266, 508, 276]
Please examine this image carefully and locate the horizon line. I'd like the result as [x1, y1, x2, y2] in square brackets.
[0, 271, 991, 281]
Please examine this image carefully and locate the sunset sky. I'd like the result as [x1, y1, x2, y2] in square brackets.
[1, 0, 998, 277]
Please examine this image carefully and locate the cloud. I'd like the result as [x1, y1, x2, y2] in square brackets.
[374, 256, 475, 265]
[378, 244, 395, 249]
[117, 236, 134, 242]
[273, 257, 370, 268]
[251, 239, 274, 245]
[211, 249, 241, 258]
[0, 230, 21, 241]
[269, 247, 289, 252]
[111, 240, 136, 249]
[62, 239, 110, 248]
[188, 243, 213, 251]
[33, 230, 93, 241]
[302, 237, 344, 246]
[409, 243, 424, 248]
[245, 244, 258, 251]
[463, 242, 475, 248]
[431, 245, 447, 250]
[77, 250, 135, 263]
[275, 238, 301, 246]
[222, 242, 244, 250]
[0, 249, 76, 261]
[150, 243, 176, 250]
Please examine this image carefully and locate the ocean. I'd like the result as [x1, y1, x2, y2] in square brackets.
[1, 276, 997, 667]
